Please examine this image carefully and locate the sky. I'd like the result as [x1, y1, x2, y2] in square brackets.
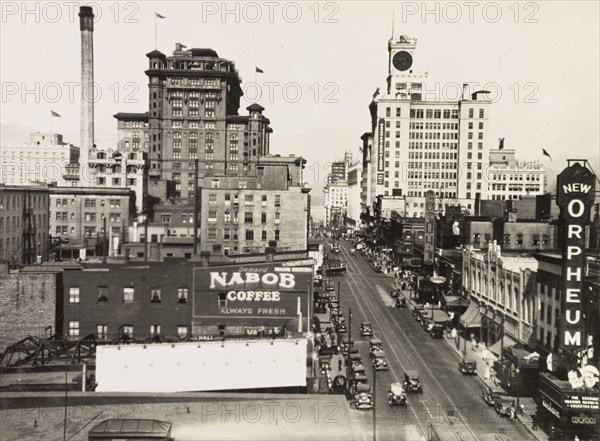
[1, 1, 599, 216]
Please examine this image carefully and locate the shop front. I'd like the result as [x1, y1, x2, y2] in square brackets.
[538, 372, 599, 439]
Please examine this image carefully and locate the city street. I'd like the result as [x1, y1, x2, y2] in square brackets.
[333, 241, 537, 441]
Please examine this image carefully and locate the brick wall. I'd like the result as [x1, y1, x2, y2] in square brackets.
[0, 264, 60, 352]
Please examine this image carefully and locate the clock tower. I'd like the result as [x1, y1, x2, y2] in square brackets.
[386, 35, 428, 99]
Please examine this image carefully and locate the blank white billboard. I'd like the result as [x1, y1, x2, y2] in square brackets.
[96, 339, 308, 392]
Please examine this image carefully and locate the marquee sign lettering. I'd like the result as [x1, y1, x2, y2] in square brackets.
[556, 163, 596, 350]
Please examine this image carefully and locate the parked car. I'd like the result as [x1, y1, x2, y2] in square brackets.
[353, 374, 369, 387]
[348, 353, 362, 368]
[458, 359, 477, 375]
[353, 383, 373, 410]
[352, 365, 366, 379]
[360, 322, 373, 336]
[335, 322, 347, 333]
[430, 324, 444, 339]
[340, 338, 354, 356]
[388, 382, 407, 406]
[373, 265, 383, 273]
[482, 385, 508, 406]
[369, 338, 383, 356]
[494, 397, 516, 417]
[390, 289, 401, 298]
[403, 370, 423, 393]
[396, 297, 407, 308]
[371, 350, 389, 371]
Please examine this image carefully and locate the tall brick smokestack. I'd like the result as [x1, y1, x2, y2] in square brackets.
[79, 6, 94, 183]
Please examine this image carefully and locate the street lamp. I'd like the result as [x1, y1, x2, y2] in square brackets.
[515, 366, 520, 407]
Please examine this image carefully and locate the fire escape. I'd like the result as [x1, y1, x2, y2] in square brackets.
[22, 191, 37, 265]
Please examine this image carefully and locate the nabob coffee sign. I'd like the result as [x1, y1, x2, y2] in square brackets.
[556, 162, 596, 350]
[193, 263, 312, 320]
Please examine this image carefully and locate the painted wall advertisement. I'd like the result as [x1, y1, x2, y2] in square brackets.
[193, 263, 312, 321]
[556, 162, 596, 350]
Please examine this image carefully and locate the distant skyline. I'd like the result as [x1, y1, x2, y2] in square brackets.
[2, 1, 599, 213]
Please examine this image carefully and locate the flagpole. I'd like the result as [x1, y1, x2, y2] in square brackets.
[154, 13, 157, 50]
[50, 112, 53, 134]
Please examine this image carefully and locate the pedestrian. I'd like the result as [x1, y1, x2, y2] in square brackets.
[509, 406, 515, 420]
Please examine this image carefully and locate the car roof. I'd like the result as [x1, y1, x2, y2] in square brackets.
[354, 374, 368, 380]
[370, 338, 382, 344]
[356, 383, 371, 392]
[389, 383, 404, 394]
[372, 350, 386, 357]
[361, 322, 372, 326]
[405, 370, 419, 377]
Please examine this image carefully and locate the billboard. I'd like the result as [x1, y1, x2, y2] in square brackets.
[193, 263, 312, 322]
[96, 339, 308, 392]
[556, 163, 596, 350]
[424, 190, 436, 265]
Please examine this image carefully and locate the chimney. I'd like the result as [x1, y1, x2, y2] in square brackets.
[265, 247, 274, 263]
[79, 6, 94, 183]
[462, 83, 469, 100]
[200, 251, 211, 267]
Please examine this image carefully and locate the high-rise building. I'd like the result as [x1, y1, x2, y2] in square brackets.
[363, 35, 492, 219]
[144, 45, 273, 203]
[488, 149, 546, 200]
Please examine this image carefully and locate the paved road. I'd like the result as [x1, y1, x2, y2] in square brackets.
[332, 240, 536, 441]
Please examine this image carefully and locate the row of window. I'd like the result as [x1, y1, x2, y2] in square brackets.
[68, 322, 190, 339]
[209, 228, 280, 241]
[69, 286, 189, 304]
[409, 109, 461, 119]
[0, 194, 47, 210]
[55, 199, 122, 208]
[409, 122, 459, 131]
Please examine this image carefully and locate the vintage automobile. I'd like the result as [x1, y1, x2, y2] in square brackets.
[335, 321, 347, 333]
[458, 359, 477, 375]
[396, 297, 407, 308]
[371, 350, 389, 371]
[353, 374, 369, 387]
[373, 265, 383, 273]
[411, 305, 425, 318]
[482, 384, 508, 406]
[360, 322, 373, 337]
[353, 383, 373, 410]
[388, 382, 407, 406]
[494, 397, 516, 417]
[340, 338, 354, 356]
[349, 248, 356, 256]
[390, 288, 401, 298]
[403, 370, 423, 393]
[369, 338, 383, 356]
[352, 365, 366, 379]
[348, 353, 362, 368]
[430, 324, 444, 339]
[319, 356, 332, 374]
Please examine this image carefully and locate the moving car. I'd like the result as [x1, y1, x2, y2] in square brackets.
[371, 350, 389, 371]
[388, 382, 407, 406]
[458, 359, 477, 375]
[353, 383, 373, 410]
[360, 322, 373, 337]
[403, 370, 423, 393]
[369, 338, 383, 356]
[482, 385, 508, 406]
[350, 248, 356, 256]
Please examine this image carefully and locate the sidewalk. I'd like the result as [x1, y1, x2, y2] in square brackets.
[395, 280, 549, 441]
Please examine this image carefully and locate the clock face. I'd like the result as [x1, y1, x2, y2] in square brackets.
[393, 51, 413, 71]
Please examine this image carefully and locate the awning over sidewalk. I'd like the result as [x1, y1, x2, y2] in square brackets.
[422, 308, 450, 323]
[460, 302, 481, 328]
[443, 295, 463, 308]
[489, 335, 518, 357]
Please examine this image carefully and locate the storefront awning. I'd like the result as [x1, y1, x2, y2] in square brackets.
[460, 302, 481, 328]
[489, 335, 518, 357]
[423, 309, 450, 323]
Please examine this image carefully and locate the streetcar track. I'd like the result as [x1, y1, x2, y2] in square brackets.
[339, 244, 481, 441]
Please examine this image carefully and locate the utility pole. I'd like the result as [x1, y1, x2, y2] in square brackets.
[193, 158, 199, 256]
[372, 367, 377, 441]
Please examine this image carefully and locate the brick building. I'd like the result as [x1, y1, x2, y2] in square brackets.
[0, 262, 62, 352]
[0, 184, 50, 264]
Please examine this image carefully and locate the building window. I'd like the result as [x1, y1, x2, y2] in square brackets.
[97, 324, 108, 340]
[69, 287, 80, 303]
[246, 229, 254, 240]
[150, 324, 161, 336]
[122, 325, 134, 337]
[262, 230, 267, 241]
[261, 213, 267, 223]
[150, 288, 161, 303]
[177, 325, 188, 339]
[177, 287, 188, 303]
[97, 286, 108, 302]
[275, 195, 281, 207]
[244, 212, 253, 224]
[123, 287, 134, 303]
[218, 292, 227, 308]
[275, 229, 280, 241]
[68, 321, 79, 338]
[479, 109, 485, 118]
